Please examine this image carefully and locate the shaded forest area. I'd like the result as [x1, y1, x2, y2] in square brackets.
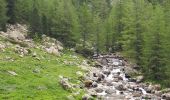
[0, 0, 170, 87]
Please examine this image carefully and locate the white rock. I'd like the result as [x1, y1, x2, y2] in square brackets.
[8, 71, 18, 76]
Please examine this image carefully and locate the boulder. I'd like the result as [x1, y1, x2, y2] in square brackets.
[145, 85, 154, 93]
[97, 73, 105, 80]
[105, 88, 116, 94]
[136, 75, 144, 83]
[88, 89, 97, 97]
[112, 78, 119, 82]
[133, 91, 142, 97]
[94, 88, 103, 93]
[84, 80, 93, 87]
[32, 52, 37, 57]
[8, 30, 25, 41]
[125, 73, 131, 78]
[115, 84, 126, 91]
[155, 91, 162, 97]
[124, 66, 138, 76]
[153, 84, 161, 91]
[106, 81, 114, 86]
[100, 59, 108, 65]
[142, 94, 152, 99]
[102, 70, 110, 76]
[45, 46, 60, 56]
[59, 78, 72, 90]
[82, 94, 93, 100]
[162, 93, 170, 100]
[92, 82, 98, 88]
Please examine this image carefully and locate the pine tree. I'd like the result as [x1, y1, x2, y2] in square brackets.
[0, 0, 8, 32]
[6, 0, 16, 24]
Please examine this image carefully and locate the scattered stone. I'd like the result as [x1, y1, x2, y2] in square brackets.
[155, 91, 162, 97]
[154, 84, 161, 91]
[145, 85, 154, 93]
[88, 89, 97, 97]
[102, 70, 110, 76]
[84, 80, 93, 87]
[59, 78, 72, 90]
[125, 73, 131, 78]
[162, 93, 170, 100]
[133, 92, 142, 97]
[45, 46, 60, 56]
[82, 94, 93, 100]
[33, 68, 41, 73]
[142, 94, 152, 99]
[115, 84, 126, 91]
[94, 88, 103, 93]
[105, 88, 116, 94]
[136, 75, 144, 83]
[8, 71, 18, 76]
[92, 82, 98, 88]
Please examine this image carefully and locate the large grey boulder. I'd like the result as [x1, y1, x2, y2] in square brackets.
[45, 46, 60, 56]
[8, 30, 25, 41]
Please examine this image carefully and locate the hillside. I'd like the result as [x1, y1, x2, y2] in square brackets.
[0, 25, 90, 99]
[1, 0, 170, 99]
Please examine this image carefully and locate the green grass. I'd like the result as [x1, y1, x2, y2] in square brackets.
[0, 40, 86, 100]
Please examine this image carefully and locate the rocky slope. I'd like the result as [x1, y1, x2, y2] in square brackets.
[83, 54, 170, 100]
[0, 24, 90, 99]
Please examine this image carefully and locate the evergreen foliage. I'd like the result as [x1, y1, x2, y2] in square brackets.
[0, 0, 170, 87]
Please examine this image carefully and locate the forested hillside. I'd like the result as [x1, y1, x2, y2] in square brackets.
[1, 0, 170, 99]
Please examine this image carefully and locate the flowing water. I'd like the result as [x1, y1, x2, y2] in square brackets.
[86, 54, 162, 100]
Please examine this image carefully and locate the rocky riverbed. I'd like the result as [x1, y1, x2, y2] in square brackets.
[83, 54, 170, 100]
